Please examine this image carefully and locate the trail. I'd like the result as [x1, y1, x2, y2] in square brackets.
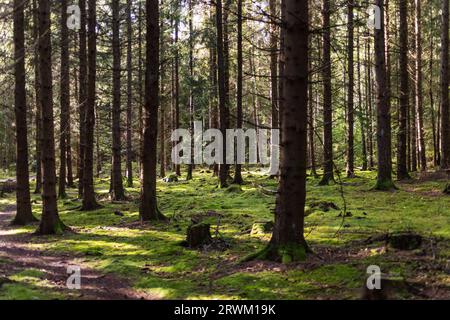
[0, 205, 156, 300]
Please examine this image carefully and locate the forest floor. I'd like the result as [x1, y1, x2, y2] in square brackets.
[0, 169, 449, 300]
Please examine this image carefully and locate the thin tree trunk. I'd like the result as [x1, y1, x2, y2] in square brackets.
[82, 0, 100, 209]
[78, 0, 87, 198]
[397, 0, 410, 180]
[319, 0, 334, 185]
[174, 0, 181, 176]
[126, 0, 133, 187]
[268, 0, 278, 177]
[216, 0, 228, 188]
[111, 0, 126, 201]
[440, 0, 450, 169]
[186, 0, 195, 181]
[346, 0, 355, 177]
[32, 0, 42, 194]
[58, 0, 70, 198]
[12, 0, 36, 225]
[233, 0, 244, 184]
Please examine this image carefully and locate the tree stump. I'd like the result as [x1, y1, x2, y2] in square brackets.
[186, 223, 212, 248]
[251, 221, 274, 235]
[0, 179, 16, 196]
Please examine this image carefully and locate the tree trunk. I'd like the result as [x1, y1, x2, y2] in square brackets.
[233, 0, 244, 185]
[216, 0, 228, 188]
[319, 0, 334, 185]
[374, 0, 395, 190]
[78, 0, 87, 198]
[32, 0, 42, 195]
[268, 0, 278, 177]
[346, 0, 355, 178]
[397, 0, 410, 180]
[58, 0, 70, 198]
[256, 0, 309, 262]
[111, 0, 126, 201]
[174, 0, 181, 176]
[186, 0, 195, 181]
[126, 0, 133, 187]
[36, 0, 66, 234]
[82, 0, 100, 210]
[440, 0, 450, 169]
[12, 0, 36, 225]
[139, 0, 166, 221]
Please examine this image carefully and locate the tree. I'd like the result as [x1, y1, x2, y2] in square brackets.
[59, 0, 71, 198]
[216, 0, 228, 188]
[139, 0, 166, 221]
[233, 0, 244, 185]
[111, 0, 126, 201]
[36, 0, 67, 234]
[414, 0, 426, 172]
[373, 0, 395, 190]
[319, 0, 334, 185]
[252, 0, 309, 262]
[126, 0, 133, 187]
[11, 0, 37, 225]
[82, 0, 100, 210]
[268, 0, 278, 177]
[397, 0, 410, 180]
[440, 0, 450, 170]
[78, 0, 87, 198]
[346, 0, 355, 178]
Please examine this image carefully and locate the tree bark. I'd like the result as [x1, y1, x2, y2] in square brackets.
[256, 0, 309, 262]
[346, 0, 355, 177]
[12, 0, 36, 225]
[82, 0, 100, 209]
[397, 0, 410, 180]
[36, 0, 66, 234]
[126, 0, 133, 187]
[374, 0, 395, 190]
[111, 0, 126, 201]
[319, 0, 334, 185]
[440, 0, 450, 169]
[58, 0, 70, 198]
[78, 0, 87, 198]
[139, 0, 166, 221]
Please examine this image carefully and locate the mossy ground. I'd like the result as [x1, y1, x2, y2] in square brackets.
[1, 168, 449, 299]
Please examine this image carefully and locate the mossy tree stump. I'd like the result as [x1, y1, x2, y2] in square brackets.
[186, 223, 212, 248]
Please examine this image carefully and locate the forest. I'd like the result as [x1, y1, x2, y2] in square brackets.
[0, 0, 449, 301]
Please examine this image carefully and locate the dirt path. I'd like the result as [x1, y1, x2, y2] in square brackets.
[0, 205, 156, 300]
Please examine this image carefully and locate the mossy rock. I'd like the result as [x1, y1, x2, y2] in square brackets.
[163, 174, 178, 183]
[388, 232, 422, 250]
[251, 221, 274, 235]
[304, 206, 313, 216]
[309, 201, 340, 212]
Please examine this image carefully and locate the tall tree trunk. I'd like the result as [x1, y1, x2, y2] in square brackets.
[78, 0, 87, 198]
[36, 0, 66, 234]
[82, 0, 100, 209]
[374, 0, 395, 190]
[138, 0, 143, 174]
[126, 0, 133, 187]
[319, 0, 334, 185]
[346, 0, 355, 177]
[139, 0, 166, 221]
[233, 0, 244, 184]
[430, 33, 438, 167]
[268, 0, 278, 177]
[216, 0, 228, 188]
[256, 0, 309, 262]
[32, 0, 42, 194]
[440, 0, 450, 170]
[357, 23, 367, 171]
[414, 0, 426, 171]
[174, 0, 181, 176]
[58, 0, 70, 198]
[12, 0, 36, 225]
[366, 38, 374, 169]
[397, 0, 410, 180]
[186, 0, 195, 181]
[111, 0, 126, 201]
[159, 0, 166, 178]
